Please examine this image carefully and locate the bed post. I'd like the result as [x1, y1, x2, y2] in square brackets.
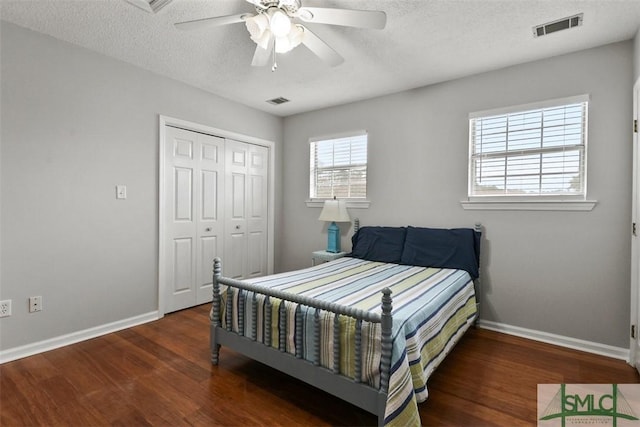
[211, 257, 222, 365]
[378, 287, 393, 427]
[473, 223, 482, 325]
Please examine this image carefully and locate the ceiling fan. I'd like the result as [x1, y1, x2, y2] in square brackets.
[175, 0, 387, 71]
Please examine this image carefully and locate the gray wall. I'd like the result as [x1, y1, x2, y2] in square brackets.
[282, 41, 633, 348]
[1, 20, 634, 354]
[0, 22, 283, 351]
[634, 28, 640, 82]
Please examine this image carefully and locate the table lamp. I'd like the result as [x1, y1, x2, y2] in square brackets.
[318, 197, 350, 253]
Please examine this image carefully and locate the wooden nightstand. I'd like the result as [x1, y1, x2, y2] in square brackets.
[312, 250, 347, 266]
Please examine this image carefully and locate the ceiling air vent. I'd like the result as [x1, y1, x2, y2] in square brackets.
[533, 13, 583, 38]
[267, 97, 290, 105]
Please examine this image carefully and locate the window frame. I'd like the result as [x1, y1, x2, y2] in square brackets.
[306, 131, 371, 209]
[462, 94, 597, 211]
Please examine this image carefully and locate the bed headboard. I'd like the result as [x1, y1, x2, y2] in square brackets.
[352, 219, 481, 237]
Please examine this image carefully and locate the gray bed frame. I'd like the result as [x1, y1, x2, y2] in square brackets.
[210, 221, 481, 427]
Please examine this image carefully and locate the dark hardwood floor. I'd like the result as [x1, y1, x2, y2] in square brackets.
[1, 303, 638, 426]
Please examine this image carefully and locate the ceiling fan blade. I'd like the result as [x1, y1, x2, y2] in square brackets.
[300, 26, 344, 67]
[175, 13, 252, 31]
[297, 7, 386, 29]
[245, 0, 266, 9]
[251, 35, 274, 67]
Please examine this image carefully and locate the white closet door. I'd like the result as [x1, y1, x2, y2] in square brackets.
[224, 139, 269, 280]
[164, 126, 224, 312]
[196, 136, 225, 304]
[246, 143, 269, 278]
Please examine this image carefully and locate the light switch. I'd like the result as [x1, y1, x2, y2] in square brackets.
[116, 185, 127, 200]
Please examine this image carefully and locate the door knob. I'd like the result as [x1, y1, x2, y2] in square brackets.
[235, 225, 240, 229]
[205, 227, 212, 232]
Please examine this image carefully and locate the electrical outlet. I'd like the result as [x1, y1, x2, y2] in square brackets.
[29, 296, 42, 313]
[0, 300, 11, 318]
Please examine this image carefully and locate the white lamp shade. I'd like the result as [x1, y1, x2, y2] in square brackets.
[275, 25, 304, 53]
[252, 29, 272, 49]
[269, 9, 292, 38]
[275, 36, 292, 53]
[288, 24, 304, 47]
[318, 199, 350, 222]
[245, 14, 269, 40]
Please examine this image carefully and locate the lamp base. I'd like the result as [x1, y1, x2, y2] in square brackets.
[326, 221, 341, 253]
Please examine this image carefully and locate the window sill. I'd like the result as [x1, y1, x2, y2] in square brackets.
[306, 199, 371, 209]
[460, 199, 597, 211]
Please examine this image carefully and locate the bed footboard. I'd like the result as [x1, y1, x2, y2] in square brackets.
[211, 257, 393, 426]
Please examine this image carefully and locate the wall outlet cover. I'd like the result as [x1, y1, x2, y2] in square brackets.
[29, 296, 42, 313]
[0, 300, 12, 317]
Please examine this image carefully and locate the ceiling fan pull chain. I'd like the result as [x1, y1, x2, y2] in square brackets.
[271, 40, 278, 72]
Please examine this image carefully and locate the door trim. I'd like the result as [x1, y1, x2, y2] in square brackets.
[631, 77, 640, 370]
[158, 115, 276, 317]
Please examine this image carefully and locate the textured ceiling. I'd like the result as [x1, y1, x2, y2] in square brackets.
[2, 0, 640, 117]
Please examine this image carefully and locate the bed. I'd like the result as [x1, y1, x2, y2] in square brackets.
[210, 221, 482, 427]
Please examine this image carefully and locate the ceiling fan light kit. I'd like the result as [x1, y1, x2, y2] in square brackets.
[175, 0, 386, 71]
[245, 10, 304, 54]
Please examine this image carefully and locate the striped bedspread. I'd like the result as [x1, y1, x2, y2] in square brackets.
[221, 256, 477, 427]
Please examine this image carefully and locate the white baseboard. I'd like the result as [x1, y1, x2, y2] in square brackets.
[1, 314, 628, 365]
[477, 319, 629, 361]
[0, 311, 160, 364]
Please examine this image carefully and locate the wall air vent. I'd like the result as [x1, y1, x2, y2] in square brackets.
[533, 13, 583, 38]
[267, 97, 290, 105]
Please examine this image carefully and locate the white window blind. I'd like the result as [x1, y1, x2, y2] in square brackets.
[469, 96, 588, 198]
[309, 133, 367, 199]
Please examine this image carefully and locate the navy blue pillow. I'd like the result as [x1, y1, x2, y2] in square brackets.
[399, 227, 481, 279]
[349, 226, 406, 263]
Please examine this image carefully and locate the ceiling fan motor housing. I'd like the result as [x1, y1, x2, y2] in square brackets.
[253, 0, 302, 16]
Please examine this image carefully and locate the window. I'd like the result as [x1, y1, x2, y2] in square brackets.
[468, 95, 588, 199]
[309, 132, 367, 199]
